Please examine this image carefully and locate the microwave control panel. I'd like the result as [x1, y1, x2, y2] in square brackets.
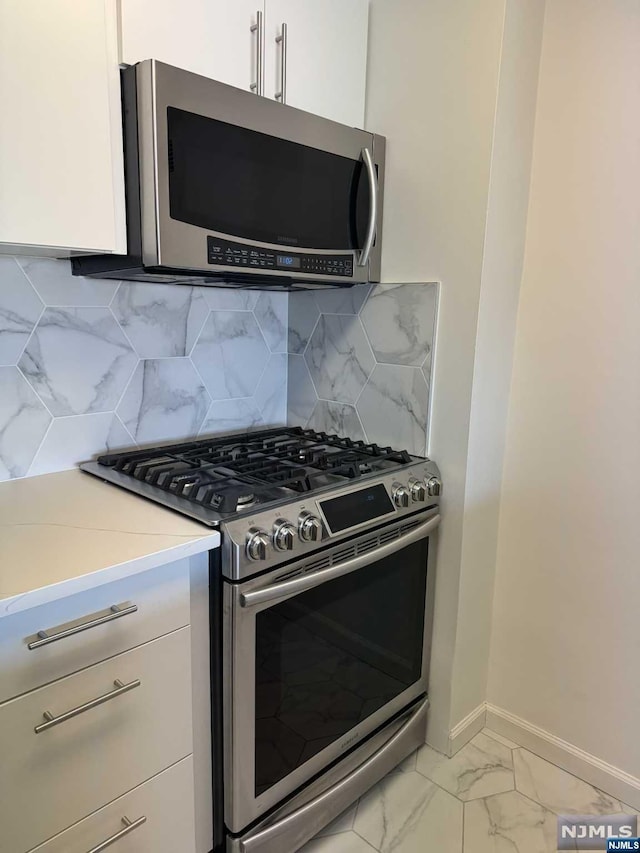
[207, 237, 354, 277]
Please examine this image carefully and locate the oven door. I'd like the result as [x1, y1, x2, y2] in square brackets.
[134, 60, 384, 284]
[224, 509, 440, 834]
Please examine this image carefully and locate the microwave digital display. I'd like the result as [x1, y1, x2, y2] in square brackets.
[276, 255, 300, 269]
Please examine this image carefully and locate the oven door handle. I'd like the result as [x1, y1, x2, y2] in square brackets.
[357, 147, 378, 268]
[240, 513, 440, 609]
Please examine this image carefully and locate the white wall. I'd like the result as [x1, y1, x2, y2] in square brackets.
[489, 0, 640, 779]
[451, 0, 544, 727]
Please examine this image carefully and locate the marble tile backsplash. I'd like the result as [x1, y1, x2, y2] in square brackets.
[287, 283, 438, 456]
[0, 256, 287, 481]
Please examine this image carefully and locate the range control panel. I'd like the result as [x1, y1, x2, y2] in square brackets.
[207, 237, 354, 277]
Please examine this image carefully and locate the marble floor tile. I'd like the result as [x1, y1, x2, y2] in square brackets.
[464, 790, 557, 853]
[300, 830, 378, 853]
[482, 729, 520, 750]
[390, 750, 418, 774]
[513, 749, 622, 816]
[416, 733, 514, 802]
[316, 802, 358, 837]
[353, 769, 463, 853]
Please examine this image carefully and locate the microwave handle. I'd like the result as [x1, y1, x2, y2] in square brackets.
[240, 513, 440, 609]
[358, 147, 379, 268]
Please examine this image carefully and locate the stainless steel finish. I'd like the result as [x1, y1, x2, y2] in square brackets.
[224, 509, 439, 832]
[246, 528, 270, 561]
[249, 11, 265, 96]
[358, 147, 378, 268]
[298, 511, 322, 542]
[240, 514, 440, 609]
[426, 476, 442, 497]
[86, 816, 147, 853]
[392, 483, 410, 508]
[228, 698, 428, 853]
[28, 602, 138, 650]
[275, 23, 288, 104]
[409, 478, 427, 503]
[34, 678, 141, 734]
[272, 519, 296, 551]
[132, 60, 384, 283]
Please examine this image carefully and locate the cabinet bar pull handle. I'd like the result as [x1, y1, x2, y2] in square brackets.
[85, 815, 147, 853]
[275, 22, 288, 103]
[358, 147, 378, 268]
[34, 678, 141, 734]
[28, 602, 138, 650]
[250, 10, 264, 95]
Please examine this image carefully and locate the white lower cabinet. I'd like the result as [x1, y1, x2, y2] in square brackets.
[0, 627, 193, 853]
[28, 756, 196, 853]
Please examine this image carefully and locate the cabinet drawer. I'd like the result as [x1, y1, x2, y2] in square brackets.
[0, 628, 192, 853]
[28, 756, 196, 853]
[0, 559, 190, 703]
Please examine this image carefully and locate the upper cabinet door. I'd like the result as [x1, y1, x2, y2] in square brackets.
[0, 0, 126, 255]
[264, 0, 369, 127]
[119, 0, 264, 93]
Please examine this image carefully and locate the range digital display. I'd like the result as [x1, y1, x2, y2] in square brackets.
[320, 483, 394, 533]
[276, 255, 301, 269]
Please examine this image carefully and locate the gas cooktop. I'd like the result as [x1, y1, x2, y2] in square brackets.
[82, 426, 423, 524]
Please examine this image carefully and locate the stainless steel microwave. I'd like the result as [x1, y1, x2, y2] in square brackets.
[73, 60, 385, 290]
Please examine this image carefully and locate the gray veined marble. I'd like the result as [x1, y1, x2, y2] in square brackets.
[0, 367, 51, 480]
[513, 748, 622, 816]
[0, 257, 43, 366]
[111, 283, 208, 358]
[360, 283, 437, 366]
[305, 315, 374, 404]
[254, 292, 288, 352]
[314, 284, 372, 315]
[287, 355, 317, 425]
[191, 310, 270, 400]
[17, 257, 119, 307]
[353, 769, 463, 853]
[464, 790, 558, 853]
[28, 413, 134, 476]
[288, 292, 320, 354]
[18, 307, 138, 417]
[199, 398, 264, 436]
[117, 358, 210, 444]
[300, 831, 377, 853]
[357, 365, 429, 456]
[200, 286, 259, 312]
[306, 400, 366, 441]
[254, 353, 287, 426]
[416, 732, 515, 802]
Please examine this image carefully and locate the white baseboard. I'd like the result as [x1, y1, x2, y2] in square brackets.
[448, 703, 487, 756]
[485, 703, 640, 811]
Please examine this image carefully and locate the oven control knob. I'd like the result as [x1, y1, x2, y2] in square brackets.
[273, 520, 296, 552]
[392, 484, 410, 508]
[298, 512, 322, 542]
[409, 478, 427, 502]
[246, 528, 270, 561]
[426, 476, 442, 497]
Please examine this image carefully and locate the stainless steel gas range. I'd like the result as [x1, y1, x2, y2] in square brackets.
[82, 427, 442, 853]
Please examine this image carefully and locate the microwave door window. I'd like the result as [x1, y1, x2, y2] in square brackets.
[167, 107, 370, 250]
[254, 539, 428, 797]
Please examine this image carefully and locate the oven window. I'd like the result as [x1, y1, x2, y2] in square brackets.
[254, 539, 428, 796]
[167, 107, 370, 250]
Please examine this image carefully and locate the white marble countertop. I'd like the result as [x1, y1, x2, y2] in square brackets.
[0, 470, 220, 617]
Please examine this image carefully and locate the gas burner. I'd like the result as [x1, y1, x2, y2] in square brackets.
[236, 492, 255, 506]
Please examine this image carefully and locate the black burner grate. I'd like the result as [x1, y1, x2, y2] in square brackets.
[96, 426, 414, 514]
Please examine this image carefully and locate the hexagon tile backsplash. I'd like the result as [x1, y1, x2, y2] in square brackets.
[287, 283, 438, 457]
[0, 258, 438, 482]
[0, 256, 287, 481]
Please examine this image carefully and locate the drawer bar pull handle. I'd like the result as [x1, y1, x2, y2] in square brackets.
[34, 678, 141, 734]
[28, 602, 138, 650]
[86, 815, 147, 853]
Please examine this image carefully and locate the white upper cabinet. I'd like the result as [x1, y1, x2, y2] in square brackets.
[119, 1, 264, 92]
[264, 0, 369, 127]
[119, 0, 369, 127]
[0, 0, 126, 256]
